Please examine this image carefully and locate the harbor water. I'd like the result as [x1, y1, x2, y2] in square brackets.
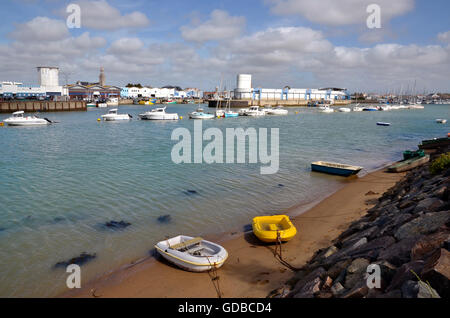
[0, 104, 448, 297]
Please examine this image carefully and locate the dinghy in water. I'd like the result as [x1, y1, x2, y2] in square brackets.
[155, 235, 228, 272]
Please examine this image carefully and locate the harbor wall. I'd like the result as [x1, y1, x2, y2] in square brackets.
[208, 99, 351, 108]
[0, 101, 86, 113]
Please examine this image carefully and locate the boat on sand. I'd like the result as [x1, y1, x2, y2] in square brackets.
[252, 215, 297, 243]
[387, 155, 430, 173]
[311, 161, 363, 177]
[155, 235, 228, 272]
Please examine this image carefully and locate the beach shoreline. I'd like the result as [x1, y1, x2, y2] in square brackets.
[61, 165, 405, 298]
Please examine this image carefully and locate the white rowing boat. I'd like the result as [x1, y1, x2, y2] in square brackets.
[155, 235, 228, 272]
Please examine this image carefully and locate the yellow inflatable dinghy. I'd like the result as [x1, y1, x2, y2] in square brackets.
[252, 215, 297, 243]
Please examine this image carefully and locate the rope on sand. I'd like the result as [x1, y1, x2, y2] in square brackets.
[273, 232, 302, 272]
[205, 256, 223, 298]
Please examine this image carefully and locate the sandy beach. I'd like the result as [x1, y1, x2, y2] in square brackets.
[62, 168, 405, 298]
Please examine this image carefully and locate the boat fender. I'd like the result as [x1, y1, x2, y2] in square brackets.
[180, 116, 183, 120]
[97, 118, 101, 121]
[0, 122, 4, 126]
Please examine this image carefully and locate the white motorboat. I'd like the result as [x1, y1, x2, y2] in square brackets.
[266, 106, 288, 115]
[338, 107, 351, 112]
[106, 98, 119, 107]
[139, 107, 179, 120]
[319, 106, 334, 113]
[238, 108, 249, 116]
[3, 111, 52, 126]
[436, 119, 447, 124]
[189, 108, 215, 119]
[97, 103, 108, 108]
[101, 109, 132, 121]
[245, 106, 266, 116]
[155, 235, 228, 272]
[408, 104, 425, 109]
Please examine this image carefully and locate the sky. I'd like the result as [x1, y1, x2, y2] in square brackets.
[0, 0, 449, 93]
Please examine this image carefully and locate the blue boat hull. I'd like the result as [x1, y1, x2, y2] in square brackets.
[225, 113, 239, 118]
[311, 164, 361, 177]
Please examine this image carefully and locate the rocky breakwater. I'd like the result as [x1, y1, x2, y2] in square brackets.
[269, 145, 450, 298]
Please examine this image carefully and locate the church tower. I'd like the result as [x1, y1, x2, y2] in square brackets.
[99, 67, 105, 86]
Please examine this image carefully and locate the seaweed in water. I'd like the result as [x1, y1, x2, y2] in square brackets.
[183, 190, 199, 196]
[104, 220, 131, 230]
[157, 215, 172, 223]
[54, 252, 96, 269]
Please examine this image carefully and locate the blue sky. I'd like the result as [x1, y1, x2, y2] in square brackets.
[0, 0, 449, 92]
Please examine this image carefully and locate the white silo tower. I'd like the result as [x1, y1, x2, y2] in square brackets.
[37, 67, 60, 88]
[235, 74, 252, 99]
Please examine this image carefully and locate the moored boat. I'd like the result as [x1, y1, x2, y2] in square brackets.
[377, 122, 391, 126]
[244, 106, 265, 116]
[387, 154, 430, 173]
[363, 106, 378, 111]
[189, 108, 215, 119]
[139, 107, 179, 120]
[419, 137, 450, 150]
[311, 161, 363, 177]
[101, 109, 132, 121]
[436, 119, 447, 124]
[266, 106, 288, 115]
[155, 235, 228, 272]
[252, 215, 297, 243]
[338, 107, 351, 112]
[3, 111, 52, 126]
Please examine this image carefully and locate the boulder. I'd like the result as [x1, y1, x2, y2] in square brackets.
[330, 282, 345, 296]
[411, 231, 450, 261]
[394, 211, 450, 240]
[290, 267, 326, 298]
[326, 259, 352, 280]
[398, 200, 416, 210]
[421, 248, 450, 298]
[413, 198, 444, 214]
[341, 226, 378, 246]
[341, 281, 369, 298]
[323, 246, 338, 258]
[344, 258, 370, 290]
[347, 236, 396, 260]
[401, 280, 440, 298]
[386, 260, 425, 292]
[378, 237, 422, 266]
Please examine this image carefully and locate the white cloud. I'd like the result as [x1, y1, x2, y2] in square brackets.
[72, 0, 150, 30]
[438, 31, 450, 43]
[180, 10, 245, 43]
[10, 17, 69, 42]
[108, 38, 144, 54]
[266, 0, 414, 26]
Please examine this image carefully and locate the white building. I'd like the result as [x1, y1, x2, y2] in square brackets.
[0, 67, 68, 99]
[233, 74, 349, 101]
[121, 86, 191, 99]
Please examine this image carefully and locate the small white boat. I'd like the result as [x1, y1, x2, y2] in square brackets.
[244, 106, 266, 116]
[97, 103, 108, 108]
[155, 235, 228, 272]
[3, 111, 51, 126]
[266, 106, 288, 115]
[238, 108, 249, 116]
[101, 109, 132, 121]
[436, 119, 447, 124]
[87, 102, 96, 108]
[189, 108, 215, 119]
[106, 98, 119, 107]
[338, 107, 351, 112]
[377, 122, 391, 126]
[319, 106, 334, 113]
[363, 106, 378, 111]
[139, 107, 179, 120]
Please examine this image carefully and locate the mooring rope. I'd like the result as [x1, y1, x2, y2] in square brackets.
[273, 231, 302, 272]
[205, 256, 222, 298]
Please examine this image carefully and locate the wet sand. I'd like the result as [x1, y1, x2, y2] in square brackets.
[64, 169, 405, 298]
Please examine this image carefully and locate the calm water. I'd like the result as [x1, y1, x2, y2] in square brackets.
[0, 104, 448, 297]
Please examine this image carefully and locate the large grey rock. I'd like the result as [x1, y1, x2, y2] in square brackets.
[290, 267, 325, 298]
[378, 237, 422, 266]
[411, 231, 450, 261]
[421, 248, 450, 298]
[341, 226, 378, 246]
[347, 236, 396, 260]
[326, 259, 352, 280]
[344, 258, 370, 289]
[413, 198, 445, 214]
[394, 211, 450, 240]
[330, 282, 345, 296]
[386, 260, 425, 292]
[401, 280, 440, 298]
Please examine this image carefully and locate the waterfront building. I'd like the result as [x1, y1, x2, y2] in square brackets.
[66, 84, 121, 100]
[233, 74, 349, 101]
[0, 66, 68, 99]
[120, 86, 198, 99]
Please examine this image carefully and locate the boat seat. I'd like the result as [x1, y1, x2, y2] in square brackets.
[170, 237, 203, 251]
